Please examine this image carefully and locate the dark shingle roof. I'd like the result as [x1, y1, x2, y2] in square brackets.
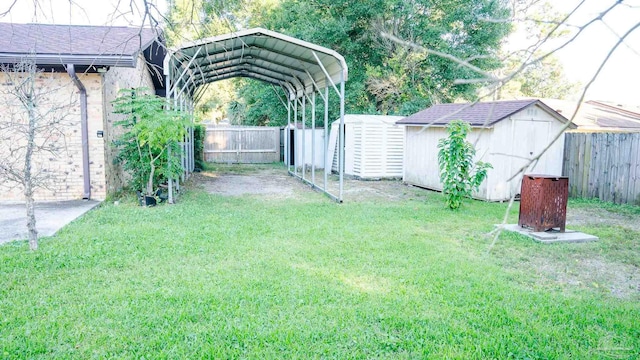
[397, 99, 571, 127]
[0, 23, 159, 67]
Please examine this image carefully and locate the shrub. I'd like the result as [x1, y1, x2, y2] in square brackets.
[437, 120, 492, 209]
[112, 88, 188, 197]
[193, 124, 206, 170]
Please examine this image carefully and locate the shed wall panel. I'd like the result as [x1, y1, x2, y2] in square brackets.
[292, 128, 325, 168]
[403, 126, 492, 199]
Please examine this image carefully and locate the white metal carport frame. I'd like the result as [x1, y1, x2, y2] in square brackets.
[163, 28, 348, 202]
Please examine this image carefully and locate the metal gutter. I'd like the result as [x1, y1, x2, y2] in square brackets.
[0, 54, 137, 67]
[66, 64, 91, 199]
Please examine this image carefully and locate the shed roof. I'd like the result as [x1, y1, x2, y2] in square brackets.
[397, 99, 574, 128]
[331, 114, 405, 125]
[166, 28, 348, 100]
[0, 23, 161, 68]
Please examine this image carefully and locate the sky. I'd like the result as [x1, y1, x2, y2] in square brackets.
[1, 0, 166, 26]
[2, 0, 639, 105]
[551, 0, 640, 104]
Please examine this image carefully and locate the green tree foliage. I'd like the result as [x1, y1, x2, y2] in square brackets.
[495, 1, 579, 100]
[112, 88, 188, 197]
[515, 55, 579, 99]
[258, 0, 511, 117]
[193, 123, 206, 169]
[437, 120, 492, 209]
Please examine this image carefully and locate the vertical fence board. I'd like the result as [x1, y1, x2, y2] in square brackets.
[564, 132, 640, 205]
[576, 134, 584, 198]
[629, 134, 640, 204]
[584, 134, 592, 197]
[204, 126, 280, 163]
[588, 132, 598, 198]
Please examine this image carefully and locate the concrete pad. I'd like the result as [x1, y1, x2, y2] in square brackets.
[0, 200, 101, 245]
[501, 224, 599, 244]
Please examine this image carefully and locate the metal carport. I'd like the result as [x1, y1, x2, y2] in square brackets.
[164, 28, 348, 202]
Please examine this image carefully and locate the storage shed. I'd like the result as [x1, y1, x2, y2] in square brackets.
[284, 123, 326, 168]
[328, 114, 405, 179]
[396, 100, 576, 201]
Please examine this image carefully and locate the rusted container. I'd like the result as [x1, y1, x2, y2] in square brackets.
[518, 174, 569, 232]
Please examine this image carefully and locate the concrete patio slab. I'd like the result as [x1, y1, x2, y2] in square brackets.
[501, 224, 599, 244]
[0, 200, 101, 245]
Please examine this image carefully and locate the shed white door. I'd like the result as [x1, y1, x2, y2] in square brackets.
[511, 119, 551, 194]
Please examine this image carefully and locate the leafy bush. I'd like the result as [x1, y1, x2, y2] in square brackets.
[112, 88, 188, 196]
[437, 120, 492, 209]
[193, 124, 206, 170]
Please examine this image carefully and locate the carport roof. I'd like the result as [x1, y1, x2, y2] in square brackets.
[165, 28, 348, 100]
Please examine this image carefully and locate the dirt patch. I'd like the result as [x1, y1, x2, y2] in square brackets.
[528, 256, 640, 299]
[196, 166, 426, 202]
[196, 169, 309, 199]
[328, 176, 428, 202]
[510, 206, 640, 300]
[567, 207, 640, 232]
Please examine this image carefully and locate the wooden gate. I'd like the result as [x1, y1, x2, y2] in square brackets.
[205, 126, 280, 163]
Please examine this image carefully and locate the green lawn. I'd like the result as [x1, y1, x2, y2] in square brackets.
[1, 166, 638, 359]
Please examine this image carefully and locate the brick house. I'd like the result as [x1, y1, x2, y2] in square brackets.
[0, 23, 165, 201]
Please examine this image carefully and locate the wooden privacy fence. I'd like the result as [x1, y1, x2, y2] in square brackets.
[563, 132, 640, 205]
[204, 126, 280, 163]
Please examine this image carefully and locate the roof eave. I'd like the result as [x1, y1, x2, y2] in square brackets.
[396, 122, 494, 129]
[0, 53, 137, 68]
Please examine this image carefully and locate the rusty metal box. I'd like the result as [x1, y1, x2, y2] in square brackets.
[518, 174, 569, 232]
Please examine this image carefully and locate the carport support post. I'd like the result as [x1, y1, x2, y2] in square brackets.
[184, 98, 189, 175]
[302, 95, 306, 181]
[339, 73, 345, 202]
[323, 86, 329, 191]
[184, 100, 189, 175]
[184, 98, 189, 177]
[184, 99, 189, 176]
[187, 101, 195, 175]
[293, 98, 298, 176]
[174, 95, 180, 193]
[188, 101, 193, 173]
[311, 92, 316, 185]
[176, 96, 183, 182]
[286, 99, 291, 171]
[191, 100, 195, 172]
[168, 147, 174, 204]
[165, 59, 174, 204]
[180, 98, 184, 179]
[188, 102, 191, 173]
[193, 102, 196, 172]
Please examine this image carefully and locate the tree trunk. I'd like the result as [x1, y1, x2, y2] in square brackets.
[25, 192, 38, 251]
[147, 161, 155, 196]
[25, 92, 38, 251]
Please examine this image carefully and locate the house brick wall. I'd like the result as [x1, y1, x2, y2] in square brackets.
[102, 55, 156, 195]
[0, 71, 106, 202]
[0, 56, 156, 202]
